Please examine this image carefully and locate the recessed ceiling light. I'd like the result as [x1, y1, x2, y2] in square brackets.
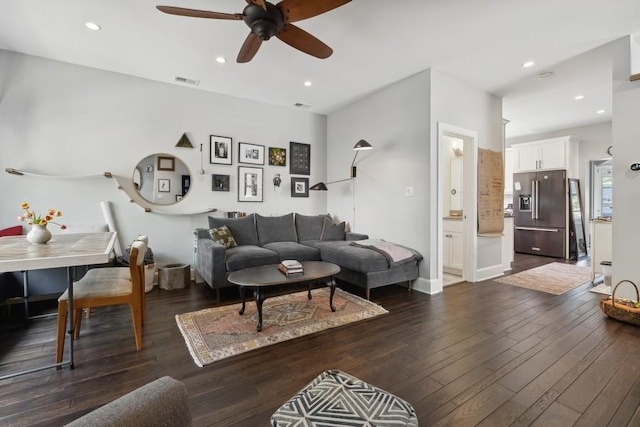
[574, 95, 585, 100]
[216, 57, 227, 64]
[85, 22, 101, 31]
[597, 109, 606, 114]
[522, 61, 535, 68]
[304, 81, 312, 87]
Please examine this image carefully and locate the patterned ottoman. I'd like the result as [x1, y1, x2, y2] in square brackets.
[271, 369, 418, 426]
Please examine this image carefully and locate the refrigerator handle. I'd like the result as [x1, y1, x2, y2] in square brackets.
[531, 180, 536, 220]
[535, 180, 540, 219]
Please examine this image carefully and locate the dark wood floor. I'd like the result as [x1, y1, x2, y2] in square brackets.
[2, 254, 639, 426]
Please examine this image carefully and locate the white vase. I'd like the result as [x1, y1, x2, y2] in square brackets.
[27, 224, 52, 244]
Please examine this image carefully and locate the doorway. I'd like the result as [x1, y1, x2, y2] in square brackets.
[437, 123, 478, 288]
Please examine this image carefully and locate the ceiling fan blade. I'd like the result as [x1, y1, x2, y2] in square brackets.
[276, 24, 332, 59]
[277, 0, 351, 23]
[246, 0, 267, 10]
[237, 32, 263, 63]
[156, 6, 243, 20]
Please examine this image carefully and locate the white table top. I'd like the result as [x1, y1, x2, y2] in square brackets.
[0, 232, 117, 273]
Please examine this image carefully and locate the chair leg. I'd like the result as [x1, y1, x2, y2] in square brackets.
[73, 309, 83, 340]
[85, 308, 91, 319]
[130, 302, 143, 351]
[55, 301, 68, 364]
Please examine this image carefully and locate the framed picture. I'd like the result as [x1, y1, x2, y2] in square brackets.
[175, 195, 183, 202]
[290, 142, 310, 175]
[291, 177, 309, 198]
[157, 156, 175, 171]
[238, 142, 265, 165]
[238, 166, 263, 202]
[269, 147, 287, 166]
[181, 175, 191, 196]
[158, 179, 170, 192]
[212, 174, 230, 192]
[210, 135, 232, 165]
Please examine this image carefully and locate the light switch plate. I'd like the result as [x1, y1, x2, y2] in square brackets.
[405, 186, 415, 197]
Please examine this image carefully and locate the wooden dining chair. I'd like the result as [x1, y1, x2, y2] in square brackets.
[55, 240, 147, 363]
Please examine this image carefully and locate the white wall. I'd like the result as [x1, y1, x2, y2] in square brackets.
[0, 50, 327, 267]
[326, 70, 431, 289]
[611, 37, 640, 299]
[327, 68, 503, 294]
[430, 69, 504, 282]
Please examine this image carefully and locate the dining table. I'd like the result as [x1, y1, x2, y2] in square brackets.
[0, 231, 117, 380]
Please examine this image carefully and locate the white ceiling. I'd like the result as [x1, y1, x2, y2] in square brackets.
[0, 0, 639, 138]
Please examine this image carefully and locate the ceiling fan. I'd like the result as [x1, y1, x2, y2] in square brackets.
[156, 0, 351, 63]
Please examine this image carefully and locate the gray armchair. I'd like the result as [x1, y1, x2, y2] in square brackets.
[65, 376, 191, 427]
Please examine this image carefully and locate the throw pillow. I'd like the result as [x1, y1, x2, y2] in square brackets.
[209, 226, 238, 249]
[208, 213, 258, 246]
[320, 218, 346, 241]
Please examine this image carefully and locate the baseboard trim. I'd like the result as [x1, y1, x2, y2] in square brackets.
[477, 264, 505, 282]
[412, 277, 442, 295]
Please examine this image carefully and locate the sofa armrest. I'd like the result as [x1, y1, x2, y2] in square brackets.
[65, 376, 191, 427]
[195, 235, 227, 289]
[346, 232, 369, 241]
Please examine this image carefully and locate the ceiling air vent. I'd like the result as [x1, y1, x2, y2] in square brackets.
[174, 76, 200, 86]
[293, 102, 311, 109]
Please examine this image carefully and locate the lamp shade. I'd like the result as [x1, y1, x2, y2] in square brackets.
[353, 139, 373, 150]
[309, 182, 328, 191]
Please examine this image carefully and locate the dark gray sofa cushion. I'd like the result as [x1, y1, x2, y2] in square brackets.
[262, 242, 321, 262]
[208, 214, 258, 246]
[256, 213, 297, 246]
[295, 214, 329, 242]
[304, 241, 389, 272]
[225, 245, 280, 271]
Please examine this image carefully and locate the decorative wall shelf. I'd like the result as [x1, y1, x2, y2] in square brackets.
[5, 168, 217, 216]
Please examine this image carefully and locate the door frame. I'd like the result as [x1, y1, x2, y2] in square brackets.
[437, 122, 478, 286]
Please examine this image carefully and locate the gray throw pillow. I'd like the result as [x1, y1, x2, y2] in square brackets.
[209, 226, 237, 248]
[208, 214, 258, 246]
[295, 214, 330, 242]
[256, 213, 297, 245]
[320, 218, 346, 241]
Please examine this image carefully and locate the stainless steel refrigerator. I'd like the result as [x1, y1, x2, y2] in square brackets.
[513, 169, 566, 258]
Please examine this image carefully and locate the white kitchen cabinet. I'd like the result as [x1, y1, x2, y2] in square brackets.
[502, 216, 514, 271]
[512, 136, 578, 177]
[443, 219, 463, 274]
[590, 220, 612, 282]
[504, 147, 514, 194]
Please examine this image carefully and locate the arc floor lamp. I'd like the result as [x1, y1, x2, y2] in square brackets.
[310, 139, 373, 191]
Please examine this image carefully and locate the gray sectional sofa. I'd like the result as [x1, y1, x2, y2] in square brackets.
[194, 213, 422, 299]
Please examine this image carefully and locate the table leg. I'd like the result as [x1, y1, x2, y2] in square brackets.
[308, 284, 312, 300]
[238, 286, 246, 315]
[66, 266, 75, 369]
[329, 277, 337, 312]
[254, 287, 264, 332]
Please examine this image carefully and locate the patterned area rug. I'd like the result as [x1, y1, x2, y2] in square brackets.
[496, 262, 592, 295]
[176, 288, 388, 366]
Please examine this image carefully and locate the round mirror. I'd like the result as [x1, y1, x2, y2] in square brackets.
[133, 154, 191, 205]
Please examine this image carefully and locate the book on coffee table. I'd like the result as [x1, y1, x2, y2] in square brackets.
[278, 260, 304, 275]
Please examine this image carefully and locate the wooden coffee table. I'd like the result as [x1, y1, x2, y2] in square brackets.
[227, 261, 340, 332]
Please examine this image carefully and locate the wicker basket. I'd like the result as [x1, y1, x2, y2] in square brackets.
[599, 280, 640, 326]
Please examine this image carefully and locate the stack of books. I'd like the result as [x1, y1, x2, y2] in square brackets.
[278, 259, 304, 276]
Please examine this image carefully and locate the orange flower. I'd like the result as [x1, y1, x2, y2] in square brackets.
[18, 202, 66, 229]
